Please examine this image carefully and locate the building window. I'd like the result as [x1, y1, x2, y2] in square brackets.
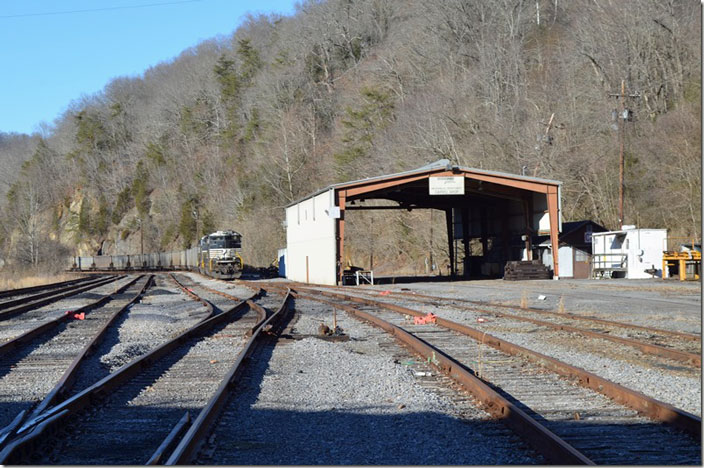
[575, 249, 589, 262]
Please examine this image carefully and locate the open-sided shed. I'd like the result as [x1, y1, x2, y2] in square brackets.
[285, 160, 562, 285]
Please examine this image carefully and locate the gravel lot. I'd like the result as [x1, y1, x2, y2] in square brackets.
[389, 278, 701, 334]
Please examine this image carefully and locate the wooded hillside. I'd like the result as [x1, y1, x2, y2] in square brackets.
[0, 0, 700, 273]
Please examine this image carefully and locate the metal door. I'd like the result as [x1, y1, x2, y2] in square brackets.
[573, 248, 591, 279]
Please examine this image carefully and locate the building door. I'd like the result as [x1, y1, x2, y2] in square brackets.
[558, 246, 573, 277]
[573, 248, 591, 279]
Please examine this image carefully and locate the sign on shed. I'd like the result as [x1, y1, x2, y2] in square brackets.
[429, 176, 464, 195]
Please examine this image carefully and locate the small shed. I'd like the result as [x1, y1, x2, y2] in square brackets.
[285, 160, 563, 285]
[592, 227, 667, 279]
[534, 220, 608, 279]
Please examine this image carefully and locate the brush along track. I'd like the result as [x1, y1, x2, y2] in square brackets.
[0, 275, 99, 302]
[254, 283, 700, 465]
[0, 275, 121, 322]
[7, 292, 264, 465]
[0, 275, 150, 435]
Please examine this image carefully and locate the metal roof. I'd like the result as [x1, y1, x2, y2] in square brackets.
[286, 159, 562, 208]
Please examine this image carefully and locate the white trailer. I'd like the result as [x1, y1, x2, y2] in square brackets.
[591, 227, 667, 279]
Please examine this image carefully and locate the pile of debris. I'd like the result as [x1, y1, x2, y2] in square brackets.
[503, 260, 551, 280]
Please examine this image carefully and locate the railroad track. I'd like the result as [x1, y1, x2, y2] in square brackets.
[195, 292, 542, 465]
[163, 290, 294, 465]
[380, 289, 701, 353]
[0, 278, 272, 464]
[0, 275, 99, 301]
[0, 274, 121, 322]
[248, 282, 700, 465]
[0, 275, 130, 346]
[0, 275, 151, 446]
[310, 285, 702, 371]
[168, 273, 245, 317]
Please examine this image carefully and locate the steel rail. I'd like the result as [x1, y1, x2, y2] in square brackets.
[383, 289, 702, 342]
[0, 275, 111, 312]
[168, 274, 216, 319]
[0, 409, 69, 463]
[147, 412, 191, 465]
[188, 282, 244, 302]
[0, 275, 151, 450]
[253, 281, 701, 437]
[284, 288, 592, 465]
[315, 287, 701, 366]
[28, 275, 154, 418]
[165, 291, 294, 465]
[0, 275, 135, 358]
[0, 275, 121, 322]
[467, 303, 700, 366]
[0, 275, 98, 300]
[0, 288, 262, 464]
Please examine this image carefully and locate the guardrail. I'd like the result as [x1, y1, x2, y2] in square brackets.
[591, 253, 627, 278]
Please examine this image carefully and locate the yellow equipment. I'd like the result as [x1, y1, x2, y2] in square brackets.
[662, 238, 701, 281]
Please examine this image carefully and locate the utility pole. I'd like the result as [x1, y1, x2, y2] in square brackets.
[608, 80, 640, 228]
[192, 206, 200, 245]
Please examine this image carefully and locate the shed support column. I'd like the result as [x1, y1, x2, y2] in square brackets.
[523, 198, 533, 261]
[445, 209, 455, 277]
[337, 191, 346, 285]
[547, 188, 560, 279]
[461, 207, 470, 278]
[480, 207, 488, 254]
[501, 201, 510, 264]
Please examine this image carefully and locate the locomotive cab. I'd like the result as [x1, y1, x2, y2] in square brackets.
[202, 230, 244, 279]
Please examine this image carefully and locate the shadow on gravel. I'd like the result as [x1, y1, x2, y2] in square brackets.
[148, 287, 178, 296]
[195, 326, 701, 466]
[0, 323, 67, 381]
[24, 308, 255, 465]
[76, 292, 108, 300]
[0, 401, 35, 436]
[197, 341, 540, 466]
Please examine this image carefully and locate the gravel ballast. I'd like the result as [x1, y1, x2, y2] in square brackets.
[308, 285, 702, 417]
[200, 297, 541, 465]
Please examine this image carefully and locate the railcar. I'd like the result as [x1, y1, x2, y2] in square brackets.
[71, 230, 245, 280]
[197, 230, 244, 279]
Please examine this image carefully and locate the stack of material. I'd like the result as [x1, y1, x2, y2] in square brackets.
[503, 260, 551, 280]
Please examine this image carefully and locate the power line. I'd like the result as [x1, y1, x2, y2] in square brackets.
[0, 0, 203, 19]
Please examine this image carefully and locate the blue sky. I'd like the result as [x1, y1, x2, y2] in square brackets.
[0, 0, 297, 135]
